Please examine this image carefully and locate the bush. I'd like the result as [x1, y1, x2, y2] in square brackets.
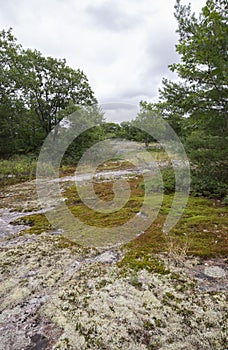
[186, 132, 228, 198]
[140, 166, 189, 195]
[0, 155, 37, 185]
[190, 168, 228, 198]
[222, 195, 228, 206]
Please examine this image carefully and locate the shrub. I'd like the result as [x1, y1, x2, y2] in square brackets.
[141, 166, 189, 195]
[222, 195, 228, 206]
[186, 133, 228, 198]
[0, 155, 37, 185]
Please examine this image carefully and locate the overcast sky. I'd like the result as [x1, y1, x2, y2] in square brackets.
[0, 0, 204, 122]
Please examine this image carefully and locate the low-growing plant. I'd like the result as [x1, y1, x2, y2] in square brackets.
[0, 155, 37, 185]
[140, 166, 189, 194]
[222, 195, 228, 206]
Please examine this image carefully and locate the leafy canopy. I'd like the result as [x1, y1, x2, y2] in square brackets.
[160, 0, 228, 136]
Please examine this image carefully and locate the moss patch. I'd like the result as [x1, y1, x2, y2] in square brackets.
[13, 214, 52, 235]
[12, 176, 228, 260]
[63, 177, 144, 228]
[118, 252, 170, 275]
[119, 192, 227, 266]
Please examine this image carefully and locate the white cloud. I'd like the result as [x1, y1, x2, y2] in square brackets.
[0, 0, 205, 122]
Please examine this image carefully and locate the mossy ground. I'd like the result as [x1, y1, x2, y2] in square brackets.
[1, 164, 227, 350]
[13, 173, 228, 268]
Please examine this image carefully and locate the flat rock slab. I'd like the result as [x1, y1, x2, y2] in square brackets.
[204, 265, 226, 278]
[185, 258, 228, 292]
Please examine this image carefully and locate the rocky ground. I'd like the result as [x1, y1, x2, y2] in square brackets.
[0, 178, 227, 350]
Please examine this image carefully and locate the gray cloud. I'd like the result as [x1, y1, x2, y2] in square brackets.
[86, 1, 138, 32]
[0, 0, 205, 122]
[101, 103, 139, 123]
[146, 33, 179, 76]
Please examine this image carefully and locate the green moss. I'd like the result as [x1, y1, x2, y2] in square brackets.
[64, 178, 144, 228]
[163, 292, 182, 304]
[129, 273, 143, 289]
[65, 178, 227, 259]
[11, 175, 227, 261]
[176, 308, 194, 317]
[95, 279, 110, 289]
[164, 292, 175, 300]
[118, 252, 170, 275]
[54, 235, 83, 251]
[143, 320, 154, 330]
[170, 273, 181, 280]
[13, 213, 52, 235]
[186, 215, 209, 224]
[170, 198, 228, 257]
[117, 191, 227, 267]
[153, 317, 165, 328]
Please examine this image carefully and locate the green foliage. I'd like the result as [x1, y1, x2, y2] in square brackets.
[132, 103, 166, 146]
[140, 0, 228, 198]
[61, 126, 104, 165]
[57, 104, 104, 165]
[160, 0, 228, 136]
[19, 48, 97, 135]
[222, 195, 228, 206]
[119, 121, 150, 143]
[186, 131, 228, 197]
[140, 167, 174, 194]
[101, 122, 121, 139]
[140, 166, 189, 195]
[0, 28, 98, 158]
[0, 156, 37, 185]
